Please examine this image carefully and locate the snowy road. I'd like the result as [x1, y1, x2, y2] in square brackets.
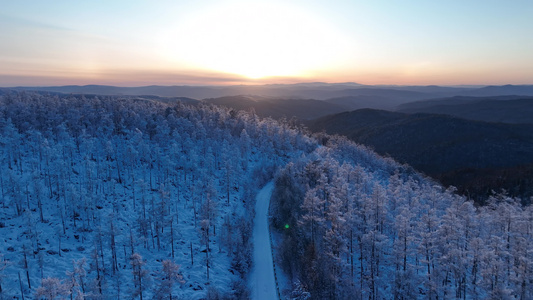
[250, 181, 278, 300]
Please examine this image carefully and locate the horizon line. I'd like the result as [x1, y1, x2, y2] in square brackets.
[4, 82, 532, 89]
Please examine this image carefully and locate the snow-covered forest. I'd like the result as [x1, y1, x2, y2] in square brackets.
[0, 90, 315, 299]
[0, 90, 532, 299]
[271, 143, 533, 299]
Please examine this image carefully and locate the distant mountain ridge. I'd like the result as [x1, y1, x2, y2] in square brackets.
[463, 84, 533, 97]
[10, 83, 533, 102]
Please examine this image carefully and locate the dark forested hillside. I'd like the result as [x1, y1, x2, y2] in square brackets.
[324, 95, 404, 111]
[308, 109, 533, 202]
[0, 90, 531, 299]
[203, 95, 347, 120]
[397, 96, 533, 124]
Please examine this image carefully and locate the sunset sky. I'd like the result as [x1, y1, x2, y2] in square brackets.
[1, 0, 532, 86]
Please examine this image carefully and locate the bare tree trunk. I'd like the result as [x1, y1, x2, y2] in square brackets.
[190, 242, 194, 265]
[18, 272, 25, 300]
[171, 215, 175, 258]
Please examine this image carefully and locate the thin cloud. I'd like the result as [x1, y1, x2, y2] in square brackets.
[0, 69, 310, 87]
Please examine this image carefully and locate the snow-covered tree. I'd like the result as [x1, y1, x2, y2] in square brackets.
[35, 277, 70, 299]
[130, 253, 150, 299]
[153, 259, 184, 300]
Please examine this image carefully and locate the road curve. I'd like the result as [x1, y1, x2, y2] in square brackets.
[250, 182, 278, 300]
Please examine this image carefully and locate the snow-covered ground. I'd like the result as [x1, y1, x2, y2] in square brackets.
[250, 182, 278, 300]
[0, 93, 315, 298]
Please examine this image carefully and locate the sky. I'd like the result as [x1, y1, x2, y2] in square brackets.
[1, 0, 532, 87]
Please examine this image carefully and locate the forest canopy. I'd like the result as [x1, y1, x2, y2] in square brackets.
[0, 90, 531, 299]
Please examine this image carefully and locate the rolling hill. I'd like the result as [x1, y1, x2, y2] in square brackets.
[203, 95, 348, 120]
[308, 109, 533, 202]
[396, 96, 533, 124]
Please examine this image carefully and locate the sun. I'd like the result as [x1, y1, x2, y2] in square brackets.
[157, 1, 350, 80]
